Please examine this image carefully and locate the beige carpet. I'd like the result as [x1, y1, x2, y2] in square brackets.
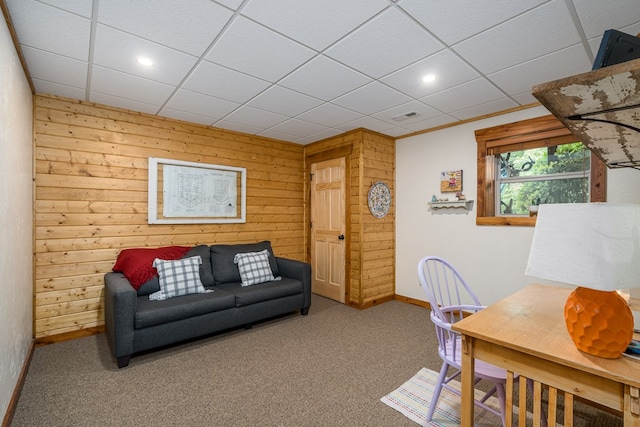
[11, 295, 623, 426]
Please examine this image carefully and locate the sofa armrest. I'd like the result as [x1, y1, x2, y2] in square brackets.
[276, 257, 311, 312]
[104, 272, 137, 367]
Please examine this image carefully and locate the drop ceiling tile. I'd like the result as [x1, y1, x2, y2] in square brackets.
[89, 92, 162, 115]
[278, 56, 371, 101]
[399, 115, 459, 132]
[97, 0, 232, 56]
[325, 8, 443, 78]
[332, 82, 412, 115]
[421, 79, 505, 113]
[33, 79, 86, 101]
[241, 0, 388, 51]
[295, 129, 345, 145]
[90, 65, 174, 106]
[487, 44, 592, 96]
[573, 0, 640, 38]
[453, 1, 581, 74]
[212, 120, 264, 136]
[510, 91, 537, 106]
[206, 16, 316, 82]
[160, 109, 217, 127]
[162, 89, 240, 121]
[37, 0, 93, 18]
[450, 98, 518, 121]
[262, 118, 327, 139]
[93, 25, 198, 86]
[372, 100, 441, 125]
[247, 85, 323, 117]
[336, 116, 396, 133]
[215, 0, 244, 10]
[296, 103, 364, 127]
[221, 105, 289, 129]
[399, 0, 547, 45]
[380, 126, 415, 137]
[183, 61, 270, 104]
[381, 50, 481, 98]
[22, 46, 87, 89]
[6, 0, 90, 60]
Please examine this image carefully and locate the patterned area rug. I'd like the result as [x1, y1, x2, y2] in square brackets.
[381, 367, 503, 426]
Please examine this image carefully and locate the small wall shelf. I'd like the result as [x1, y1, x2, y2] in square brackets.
[429, 200, 473, 210]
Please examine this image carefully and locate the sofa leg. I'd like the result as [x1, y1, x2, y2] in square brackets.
[117, 355, 131, 368]
[301, 307, 309, 315]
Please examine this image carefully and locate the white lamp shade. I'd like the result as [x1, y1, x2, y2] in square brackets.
[525, 203, 640, 290]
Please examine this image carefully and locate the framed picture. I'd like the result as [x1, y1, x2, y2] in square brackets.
[440, 170, 462, 193]
[148, 157, 246, 224]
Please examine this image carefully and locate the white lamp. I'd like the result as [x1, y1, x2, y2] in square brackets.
[525, 202, 640, 358]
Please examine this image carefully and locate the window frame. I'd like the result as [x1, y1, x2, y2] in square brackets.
[475, 115, 607, 226]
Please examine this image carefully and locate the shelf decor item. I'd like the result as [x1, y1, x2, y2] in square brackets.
[368, 181, 391, 218]
[440, 170, 462, 193]
[525, 202, 640, 358]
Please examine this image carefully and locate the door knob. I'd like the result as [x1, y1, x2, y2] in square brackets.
[338, 235, 345, 240]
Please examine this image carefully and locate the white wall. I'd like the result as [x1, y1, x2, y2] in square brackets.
[0, 12, 33, 421]
[396, 106, 640, 306]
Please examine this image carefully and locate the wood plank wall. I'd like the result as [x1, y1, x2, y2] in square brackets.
[305, 129, 395, 308]
[34, 94, 306, 339]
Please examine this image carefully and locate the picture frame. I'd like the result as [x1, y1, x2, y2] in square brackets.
[148, 157, 246, 224]
[440, 170, 462, 193]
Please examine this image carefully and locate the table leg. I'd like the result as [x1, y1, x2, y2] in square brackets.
[460, 334, 475, 427]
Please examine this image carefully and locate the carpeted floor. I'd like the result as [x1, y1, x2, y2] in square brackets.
[11, 295, 624, 426]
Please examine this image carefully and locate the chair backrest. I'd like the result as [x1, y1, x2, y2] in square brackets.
[417, 256, 484, 363]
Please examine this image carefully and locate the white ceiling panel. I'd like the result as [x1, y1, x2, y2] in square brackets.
[333, 82, 412, 116]
[296, 103, 364, 127]
[183, 61, 270, 104]
[381, 50, 481, 98]
[93, 25, 198, 86]
[399, 0, 547, 45]
[206, 16, 316, 82]
[241, 0, 388, 51]
[90, 66, 174, 106]
[453, 0, 582, 74]
[420, 79, 506, 114]
[162, 89, 240, 121]
[97, 0, 233, 56]
[6, 0, 640, 144]
[325, 8, 443, 79]
[7, 0, 90, 61]
[278, 56, 371, 101]
[22, 47, 87, 90]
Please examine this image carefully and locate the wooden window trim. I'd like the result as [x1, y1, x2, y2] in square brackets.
[475, 115, 607, 226]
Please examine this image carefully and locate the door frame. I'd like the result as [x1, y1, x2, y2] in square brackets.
[305, 145, 352, 304]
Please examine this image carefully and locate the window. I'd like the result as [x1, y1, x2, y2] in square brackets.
[475, 115, 606, 226]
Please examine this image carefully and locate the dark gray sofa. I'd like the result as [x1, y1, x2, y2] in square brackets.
[104, 241, 311, 368]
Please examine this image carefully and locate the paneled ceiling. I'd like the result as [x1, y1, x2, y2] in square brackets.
[5, 0, 640, 144]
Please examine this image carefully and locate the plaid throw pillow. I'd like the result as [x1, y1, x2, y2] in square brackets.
[233, 249, 280, 286]
[149, 255, 212, 301]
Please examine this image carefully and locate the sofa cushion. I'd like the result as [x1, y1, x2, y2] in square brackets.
[149, 256, 212, 301]
[113, 246, 191, 289]
[216, 277, 303, 307]
[136, 245, 213, 296]
[234, 249, 279, 286]
[135, 288, 236, 329]
[210, 241, 280, 285]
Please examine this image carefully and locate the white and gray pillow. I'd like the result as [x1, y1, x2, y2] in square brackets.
[233, 249, 281, 286]
[149, 255, 212, 301]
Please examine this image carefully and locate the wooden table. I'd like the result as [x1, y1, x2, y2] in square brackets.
[452, 283, 640, 426]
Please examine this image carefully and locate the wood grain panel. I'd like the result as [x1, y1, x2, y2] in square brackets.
[34, 94, 306, 338]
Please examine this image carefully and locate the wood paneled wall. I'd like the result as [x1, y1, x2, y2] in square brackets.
[305, 129, 395, 308]
[34, 95, 306, 339]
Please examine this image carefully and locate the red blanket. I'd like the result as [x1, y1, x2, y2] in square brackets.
[113, 246, 191, 289]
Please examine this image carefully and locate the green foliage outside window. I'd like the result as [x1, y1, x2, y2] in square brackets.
[498, 142, 590, 215]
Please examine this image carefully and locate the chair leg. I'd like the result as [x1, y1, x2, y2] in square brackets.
[426, 362, 450, 421]
[495, 383, 507, 427]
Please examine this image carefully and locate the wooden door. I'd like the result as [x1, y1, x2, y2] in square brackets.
[310, 158, 346, 303]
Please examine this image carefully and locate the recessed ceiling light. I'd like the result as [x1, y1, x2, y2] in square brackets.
[422, 74, 436, 83]
[136, 56, 154, 67]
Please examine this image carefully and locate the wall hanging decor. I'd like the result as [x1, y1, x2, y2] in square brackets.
[368, 181, 391, 218]
[148, 157, 246, 224]
[440, 170, 463, 193]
